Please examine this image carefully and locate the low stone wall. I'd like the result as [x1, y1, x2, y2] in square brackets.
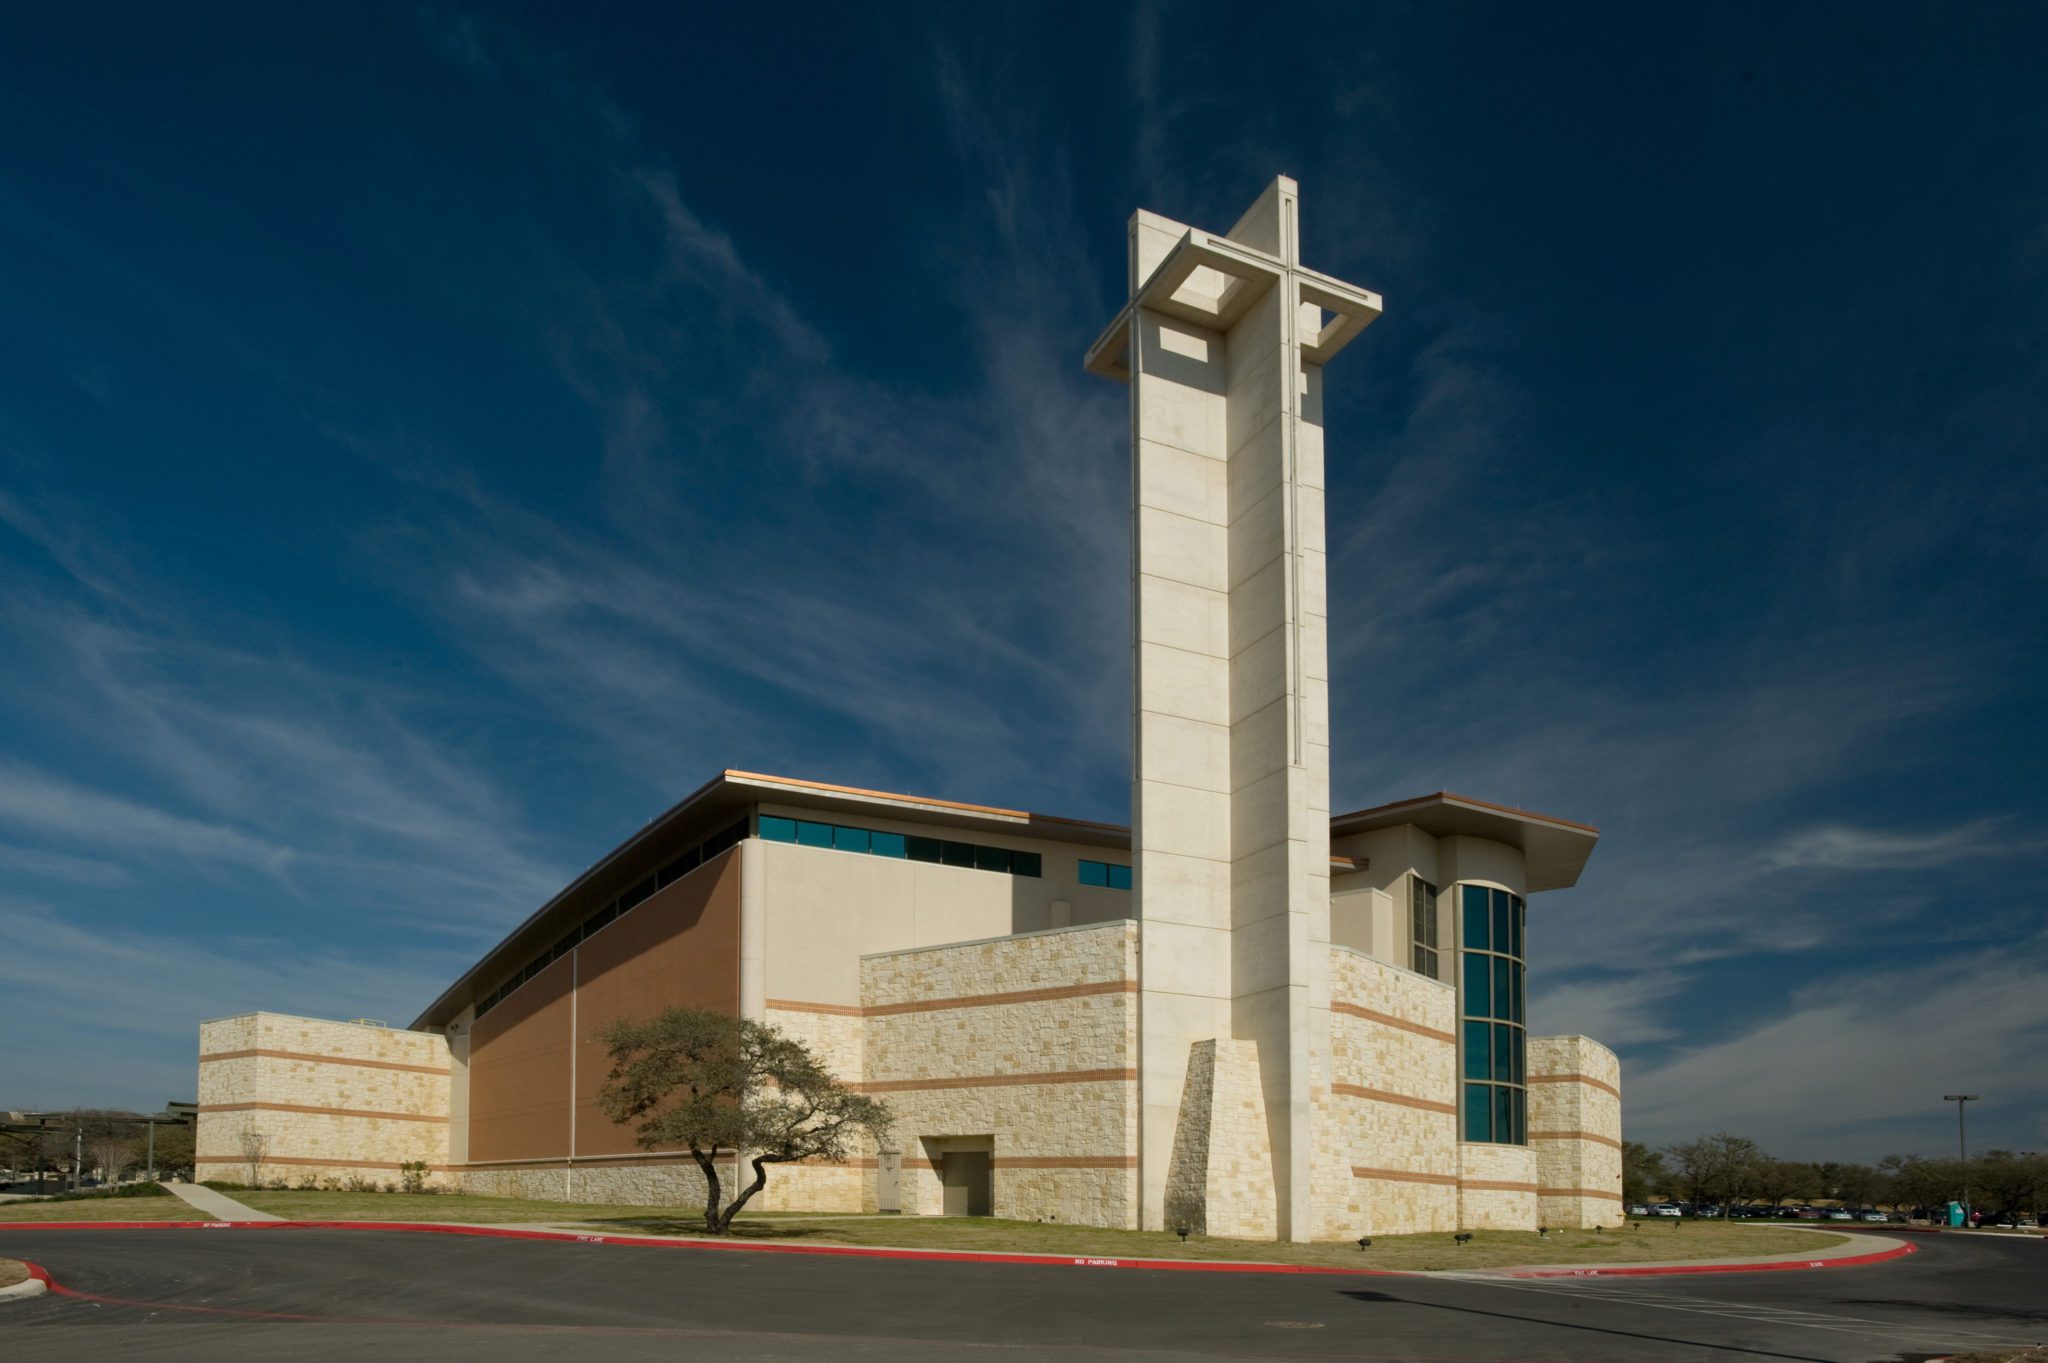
[1458, 1141, 1539, 1229]
[1528, 1034, 1624, 1228]
[196, 1012, 452, 1189]
[859, 921, 1139, 1227]
[1326, 947, 1461, 1235]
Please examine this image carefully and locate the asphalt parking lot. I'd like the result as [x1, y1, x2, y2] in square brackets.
[1, 1226, 2039, 1361]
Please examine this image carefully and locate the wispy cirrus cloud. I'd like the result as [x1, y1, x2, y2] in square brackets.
[1619, 937, 2048, 1159]
[1764, 818, 2018, 872]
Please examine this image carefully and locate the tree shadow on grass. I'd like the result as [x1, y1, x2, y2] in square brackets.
[576, 1215, 847, 1240]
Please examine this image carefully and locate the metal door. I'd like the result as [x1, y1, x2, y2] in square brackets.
[877, 1149, 900, 1213]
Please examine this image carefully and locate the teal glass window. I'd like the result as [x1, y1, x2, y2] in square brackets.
[1464, 1021, 1491, 1079]
[870, 831, 907, 858]
[796, 820, 833, 848]
[1080, 859, 1132, 890]
[759, 816, 797, 843]
[1463, 952, 1491, 1016]
[1459, 885, 1528, 1146]
[1464, 1084, 1493, 1142]
[833, 825, 871, 854]
[1463, 884, 1490, 950]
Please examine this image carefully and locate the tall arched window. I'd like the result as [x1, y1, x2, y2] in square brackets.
[1460, 884, 1526, 1144]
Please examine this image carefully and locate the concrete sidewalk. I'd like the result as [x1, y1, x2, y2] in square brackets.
[161, 1181, 282, 1222]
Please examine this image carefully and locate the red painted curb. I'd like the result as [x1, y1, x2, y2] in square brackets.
[1496, 1240, 1917, 1278]
[0, 1218, 1923, 1279]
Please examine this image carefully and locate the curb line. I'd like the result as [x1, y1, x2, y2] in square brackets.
[0, 1262, 50, 1302]
[0, 1219, 1921, 1279]
[1487, 1240, 1917, 1278]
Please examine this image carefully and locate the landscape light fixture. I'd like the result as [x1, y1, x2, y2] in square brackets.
[1356, 1237, 1371, 1251]
[1943, 1094, 1980, 1219]
[1176, 1225, 1189, 1244]
[1453, 1232, 1472, 1247]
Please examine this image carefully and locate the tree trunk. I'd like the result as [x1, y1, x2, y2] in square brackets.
[690, 1145, 723, 1235]
[714, 1155, 780, 1233]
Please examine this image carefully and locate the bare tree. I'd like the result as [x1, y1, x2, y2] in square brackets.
[237, 1119, 269, 1187]
[86, 1130, 138, 1187]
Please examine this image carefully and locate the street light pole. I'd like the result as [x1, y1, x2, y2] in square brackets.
[1942, 1094, 1979, 1224]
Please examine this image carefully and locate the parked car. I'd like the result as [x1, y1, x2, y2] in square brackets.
[1825, 1209, 1855, 1221]
[1651, 1203, 1683, 1217]
[1696, 1205, 1724, 1218]
[1860, 1211, 1888, 1222]
[1626, 1204, 1650, 1217]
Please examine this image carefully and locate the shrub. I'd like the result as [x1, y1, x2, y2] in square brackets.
[398, 1160, 429, 1194]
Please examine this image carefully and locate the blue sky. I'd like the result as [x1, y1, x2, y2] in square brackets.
[1, 3, 2042, 1162]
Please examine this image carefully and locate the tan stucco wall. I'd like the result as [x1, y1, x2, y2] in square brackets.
[1528, 1034, 1624, 1228]
[754, 818, 1134, 1011]
[196, 1012, 452, 1187]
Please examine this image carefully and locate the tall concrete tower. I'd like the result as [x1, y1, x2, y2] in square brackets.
[1086, 178, 1381, 1240]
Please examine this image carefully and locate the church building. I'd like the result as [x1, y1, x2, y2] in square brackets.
[196, 179, 1623, 1240]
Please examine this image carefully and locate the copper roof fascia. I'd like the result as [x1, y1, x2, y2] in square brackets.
[1328, 791, 1600, 894]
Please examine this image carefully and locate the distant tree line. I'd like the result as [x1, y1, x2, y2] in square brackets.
[1622, 1132, 2044, 1218]
[0, 1109, 194, 1191]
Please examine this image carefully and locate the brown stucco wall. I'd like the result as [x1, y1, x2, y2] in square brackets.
[462, 847, 742, 1167]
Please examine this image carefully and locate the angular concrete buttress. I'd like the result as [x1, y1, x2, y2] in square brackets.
[1086, 177, 1382, 1240]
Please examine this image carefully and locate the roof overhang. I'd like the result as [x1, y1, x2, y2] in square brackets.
[1329, 792, 1599, 893]
[408, 770, 1133, 1032]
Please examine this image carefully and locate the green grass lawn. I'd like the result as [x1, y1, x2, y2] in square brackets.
[0, 1195, 200, 1222]
[1, 1187, 1858, 1271]
[563, 1214, 1855, 1272]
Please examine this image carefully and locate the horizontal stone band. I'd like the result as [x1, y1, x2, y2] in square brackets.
[1333, 1083, 1457, 1115]
[1352, 1166, 1459, 1187]
[1330, 1003, 1456, 1045]
[1527, 1129, 1623, 1150]
[197, 1102, 447, 1124]
[856, 1068, 1136, 1094]
[1541, 1188, 1625, 1201]
[197, 1154, 448, 1172]
[770, 980, 1137, 1020]
[995, 1155, 1138, 1170]
[199, 1048, 449, 1077]
[1460, 1179, 1539, 1193]
[1526, 1073, 1621, 1099]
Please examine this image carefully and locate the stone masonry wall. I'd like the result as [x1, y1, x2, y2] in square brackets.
[1527, 1034, 1624, 1229]
[197, 1013, 452, 1189]
[860, 921, 1138, 1227]
[1326, 947, 1461, 1234]
[1458, 1141, 1539, 1229]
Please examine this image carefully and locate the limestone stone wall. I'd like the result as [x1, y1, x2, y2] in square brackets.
[1325, 947, 1460, 1234]
[1528, 1034, 1624, 1228]
[1161, 1038, 1276, 1239]
[1458, 1142, 1540, 1229]
[196, 1013, 452, 1188]
[859, 921, 1139, 1227]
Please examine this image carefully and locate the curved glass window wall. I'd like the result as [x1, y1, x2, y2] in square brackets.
[1460, 884, 1527, 1145]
